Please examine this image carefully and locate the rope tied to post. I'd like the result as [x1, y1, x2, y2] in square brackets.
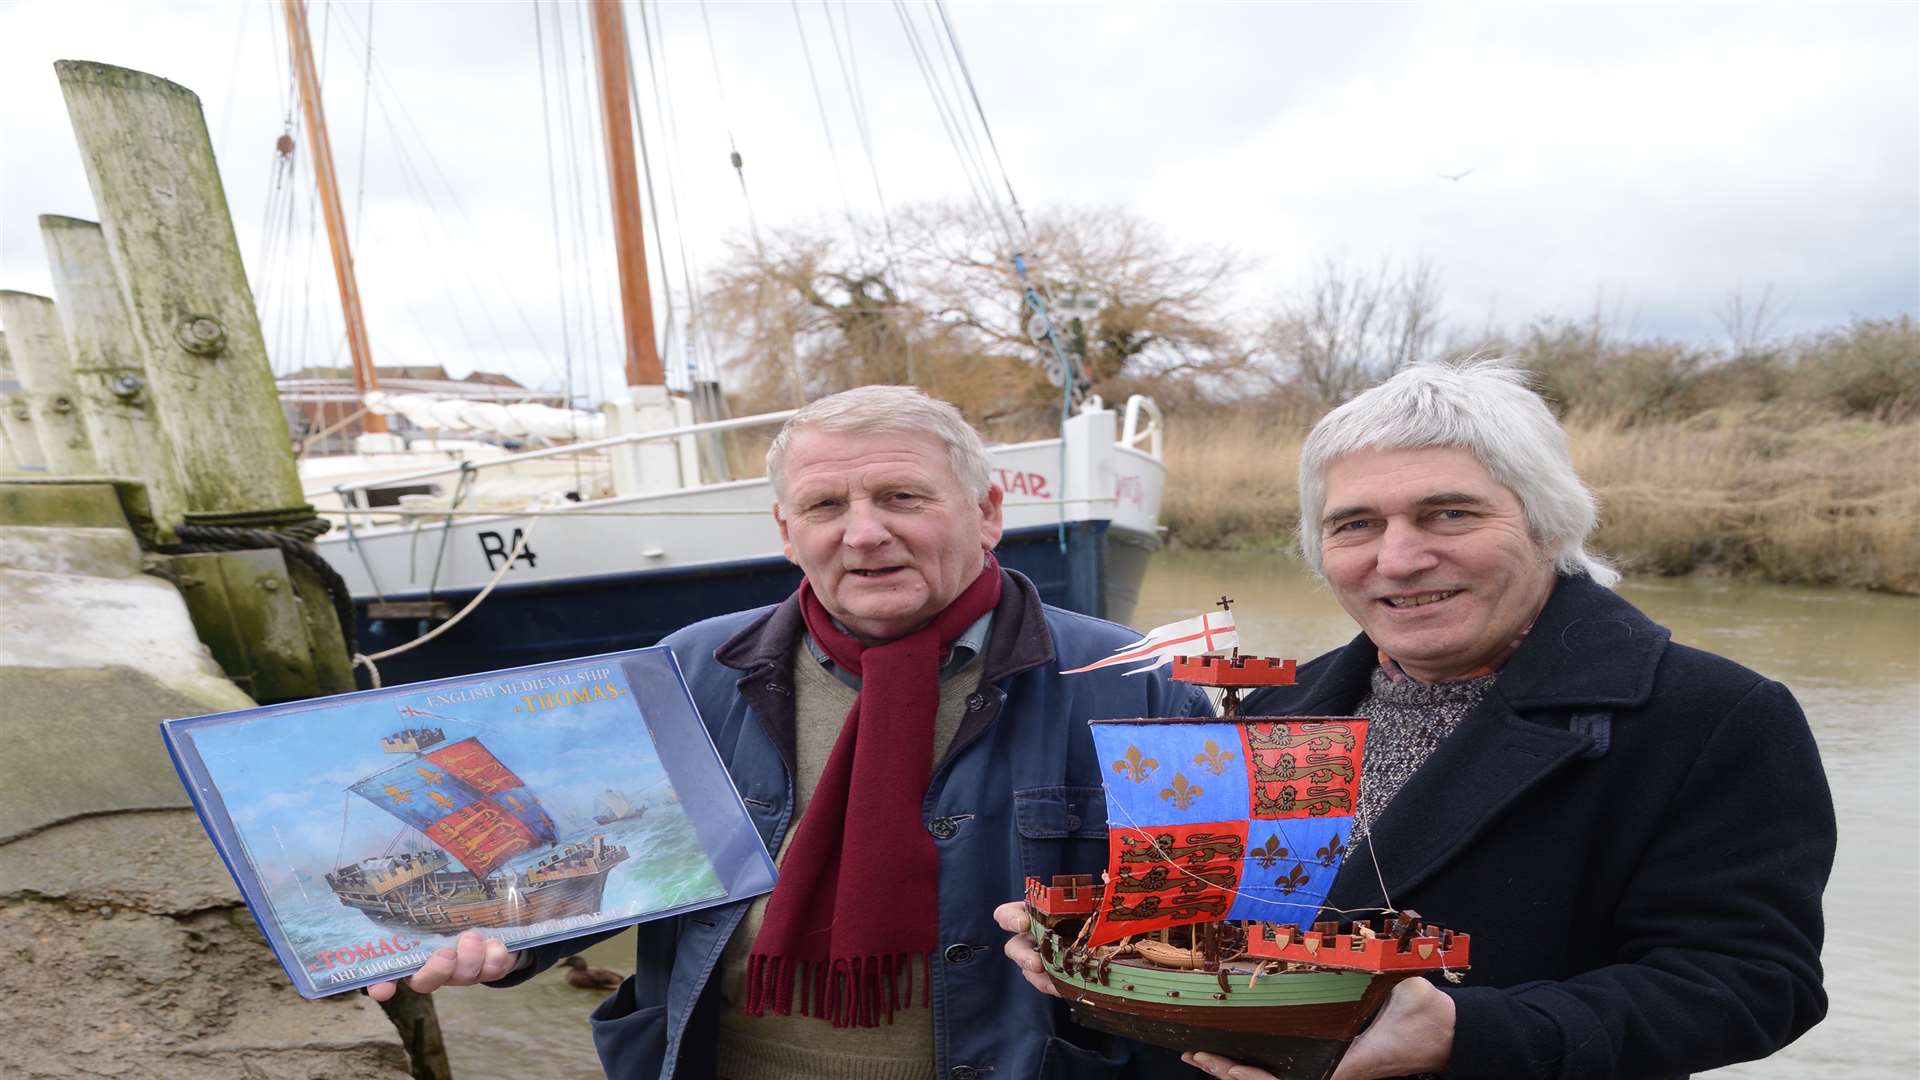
[164, 507, 358, 657]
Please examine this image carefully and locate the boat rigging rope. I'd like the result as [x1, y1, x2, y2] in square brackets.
[214, 0, 253, 166]
[922, 0, 1085, 548]
[891, 0, 1001, 241]
[1099, 789, 1399, 923]
[790, 0, 867, 261]
[823, 0, 917, 385]
[328, 5, 563, 385]
[564, 0, 615, 405]
[350, 1, 374, 250]
[351, 519, 539, 689]
[934, 0, 1028, 235]
[533, 5, 585, 495]
[698, 0, 766, 252]
[699, 1, 802, 405]
[622, 1, 682, 369]
[639, 0, 725, 392]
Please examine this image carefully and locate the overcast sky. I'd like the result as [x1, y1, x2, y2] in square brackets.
[2, 0, 1914, 397]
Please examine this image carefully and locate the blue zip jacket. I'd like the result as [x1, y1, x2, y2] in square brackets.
[502, 570, 1212, 1079]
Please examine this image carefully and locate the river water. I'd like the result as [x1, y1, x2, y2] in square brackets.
[432, 551, 1919, 1079]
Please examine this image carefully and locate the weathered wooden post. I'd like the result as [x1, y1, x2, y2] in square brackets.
[56, 63, 299, 512]
[40, 214, 189, 531]
[0, 333, 46, 471]
[51, 59, 446, 1076]
[0, 293, 97, 473]
[56, 60, 353, 695]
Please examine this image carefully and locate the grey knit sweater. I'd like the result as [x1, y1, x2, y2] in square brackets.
[1350, 669, 1497, 841]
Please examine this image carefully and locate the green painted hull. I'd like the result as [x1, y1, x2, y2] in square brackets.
[1032, 918, 1405, 1079]
[1032, 917, 1372, 1007]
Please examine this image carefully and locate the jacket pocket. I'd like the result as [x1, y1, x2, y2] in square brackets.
[589, 975, 667, 1078]
[1014, 785, 1109, 884]
[1038, 1033, 1128, 1079]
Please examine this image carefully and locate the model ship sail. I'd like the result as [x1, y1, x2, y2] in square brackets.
[348, 727, 558, 879]
[1085, 709, 1366, 948]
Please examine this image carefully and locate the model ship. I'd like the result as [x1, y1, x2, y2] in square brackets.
[1029, 602, 1468, 1079]
[325, 724, 630, 931]
[593, 788, 648, 826]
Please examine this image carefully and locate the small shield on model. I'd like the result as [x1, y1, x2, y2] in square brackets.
[1418, 943, 1434, 959]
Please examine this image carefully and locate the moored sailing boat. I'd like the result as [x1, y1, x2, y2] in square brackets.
[325, 722, 629, 932]
[263, 1, 1170, 687]
[1027, 612, 1468, 1078]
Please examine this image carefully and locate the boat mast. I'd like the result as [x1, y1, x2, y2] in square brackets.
[586, 0, 664, 388]
[279, 0, 386, 434]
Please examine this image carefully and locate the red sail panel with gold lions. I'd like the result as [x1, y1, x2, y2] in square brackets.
[425, 737, 558, 845]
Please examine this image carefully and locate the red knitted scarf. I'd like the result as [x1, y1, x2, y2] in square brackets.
[743, 558, 1002, 1027]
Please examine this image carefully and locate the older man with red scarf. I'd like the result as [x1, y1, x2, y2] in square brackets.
[373, 385, 1210, 1080]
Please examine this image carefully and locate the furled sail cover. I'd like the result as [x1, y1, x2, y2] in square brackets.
[1085, 718, 1368, 947]
[350, 737, 556, 878]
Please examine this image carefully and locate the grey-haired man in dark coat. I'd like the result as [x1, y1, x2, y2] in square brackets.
[1001, 361, 1834, 1080]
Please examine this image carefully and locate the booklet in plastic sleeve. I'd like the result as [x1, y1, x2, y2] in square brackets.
[160, 646, 777, 998]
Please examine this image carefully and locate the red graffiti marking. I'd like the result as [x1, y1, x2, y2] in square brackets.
[994, 469, 1051, 499]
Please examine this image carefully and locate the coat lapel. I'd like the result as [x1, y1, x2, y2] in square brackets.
[1325, 575, 1672, 911]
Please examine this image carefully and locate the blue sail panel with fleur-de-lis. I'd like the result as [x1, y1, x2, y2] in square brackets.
[1223, 816, 1352, 928]
[1093, 721, 1249, 830]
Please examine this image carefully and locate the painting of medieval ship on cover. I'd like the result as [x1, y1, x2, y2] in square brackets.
[161, 647, 776, 999]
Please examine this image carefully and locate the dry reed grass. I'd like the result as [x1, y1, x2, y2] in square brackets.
[1161, 404, 1920, 595]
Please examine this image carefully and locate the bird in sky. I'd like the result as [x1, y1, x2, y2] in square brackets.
[1439, 169, 1475, 182]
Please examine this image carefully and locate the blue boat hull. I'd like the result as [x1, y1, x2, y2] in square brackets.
[354, 522, 1152, 687]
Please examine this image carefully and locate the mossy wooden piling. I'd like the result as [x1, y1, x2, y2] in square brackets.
[0, 295, 97, 473]
[0, 333, 45, 471]
[56, 60, 354, 695]
[40, 214, 189, 530]
[55, 60, 303, 514]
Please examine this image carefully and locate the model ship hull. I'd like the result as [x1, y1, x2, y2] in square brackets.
[1032, 917, 1407, 1079]
[593, 806, 646, 827]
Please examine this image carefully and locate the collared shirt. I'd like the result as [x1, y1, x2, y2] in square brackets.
[804, 612, 994, 689]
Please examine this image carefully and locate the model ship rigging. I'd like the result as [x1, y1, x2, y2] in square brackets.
[325, 721, 630, 931]
[1028, 600, 1469, 1079]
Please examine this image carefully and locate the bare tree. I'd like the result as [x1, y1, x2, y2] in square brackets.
[1716, 282, 1788, 357]
[700, 203, 1250, 422]
[1259, 259, 1446, 405]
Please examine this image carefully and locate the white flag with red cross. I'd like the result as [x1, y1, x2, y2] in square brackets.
[1061, 609, 1238, 676]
